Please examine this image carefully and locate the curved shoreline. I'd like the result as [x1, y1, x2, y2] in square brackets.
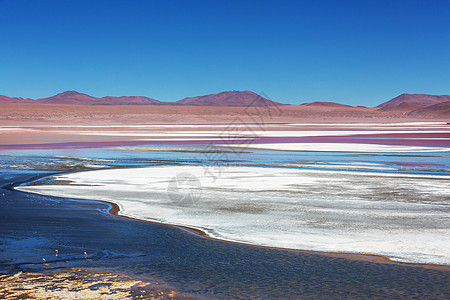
[104, 198, 450, 272]
[13, 169, 450, 272]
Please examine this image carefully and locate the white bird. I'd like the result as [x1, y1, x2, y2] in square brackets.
[55, 249, 58, 257]
[42, 258, 46, 263]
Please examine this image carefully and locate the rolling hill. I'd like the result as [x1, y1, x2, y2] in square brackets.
[176, 91, 283, 107]
[377, 94, 450, 108]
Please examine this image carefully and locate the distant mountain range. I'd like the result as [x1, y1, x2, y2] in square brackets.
[35, 91, 161, 105]
[0, 90, 282, 107]
[0, 91, 449, 113]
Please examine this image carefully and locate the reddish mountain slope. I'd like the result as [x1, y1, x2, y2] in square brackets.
[176, 91, 283, 107]
[36, 91, 99, 104]
[378, 94, 450, 108]
[377, 102, 421, 112]
[408, 101, 450, 117]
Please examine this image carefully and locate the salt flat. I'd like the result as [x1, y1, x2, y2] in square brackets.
[18, 165, 450, 265]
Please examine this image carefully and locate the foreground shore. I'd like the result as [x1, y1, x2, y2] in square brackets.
[0, 268, 188, 299]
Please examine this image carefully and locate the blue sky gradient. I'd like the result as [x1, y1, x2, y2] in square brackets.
[0, 0, 449, 106]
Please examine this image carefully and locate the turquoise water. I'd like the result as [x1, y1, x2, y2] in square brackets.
[2, 145, 450, 175]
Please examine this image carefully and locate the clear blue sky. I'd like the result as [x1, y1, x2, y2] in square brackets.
[1, 0, 449, 106]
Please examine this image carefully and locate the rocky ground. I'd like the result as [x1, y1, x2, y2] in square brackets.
[0, 269, 190, 299]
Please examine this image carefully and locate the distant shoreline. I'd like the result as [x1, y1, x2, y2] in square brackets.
[1, 103, 448, 127]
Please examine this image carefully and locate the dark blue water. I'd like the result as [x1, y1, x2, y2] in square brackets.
[1, 149, 449, 299]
